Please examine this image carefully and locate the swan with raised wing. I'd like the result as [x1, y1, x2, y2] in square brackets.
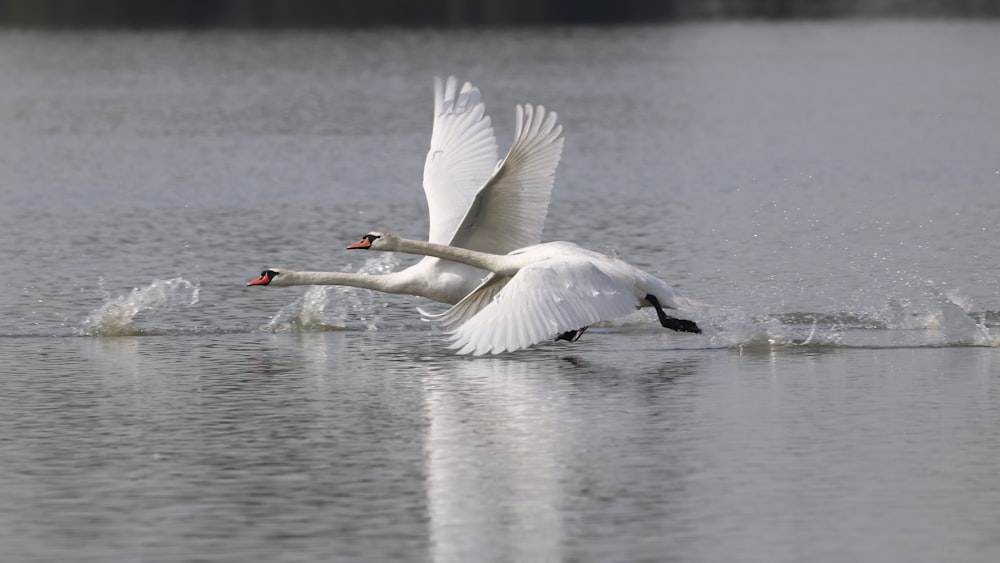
[346, 232, 703, 355]
[248, 76, 564, 305]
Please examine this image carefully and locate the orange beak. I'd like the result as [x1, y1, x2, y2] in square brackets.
[247, 273, 271, 286]
[347, 238, 371, 249]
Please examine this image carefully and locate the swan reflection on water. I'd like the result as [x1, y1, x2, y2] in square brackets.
[421, 358, 567, 561]
[417, 351, 703, 561]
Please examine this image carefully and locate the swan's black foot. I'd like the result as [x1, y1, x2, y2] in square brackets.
[660, 317, 701, 333]
[556, 326, 588, 342]
[645, 294, 702, 334]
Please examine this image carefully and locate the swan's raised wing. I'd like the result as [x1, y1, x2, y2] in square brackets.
[445, 256, 640, 356]
[447, 104, 564, 254]
[423, 76, 500, 245]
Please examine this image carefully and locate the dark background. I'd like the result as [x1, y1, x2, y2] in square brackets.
[1, 0, 998, 28]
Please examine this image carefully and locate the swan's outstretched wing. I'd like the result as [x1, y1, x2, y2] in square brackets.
[445, 257, 640, 356]
[423, 76, 500, 245]
[448, 104, 564, 254]
[421, 273, 513, 329]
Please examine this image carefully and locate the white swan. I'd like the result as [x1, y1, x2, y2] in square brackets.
[248, 76, 564, 305]
[346, 232, 703, 355]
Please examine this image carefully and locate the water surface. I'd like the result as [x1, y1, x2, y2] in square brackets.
[1, 22, 999, 562]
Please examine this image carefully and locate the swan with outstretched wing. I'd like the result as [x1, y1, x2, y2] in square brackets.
[248, 76, 564, 305]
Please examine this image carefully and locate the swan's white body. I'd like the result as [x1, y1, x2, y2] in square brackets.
[348, 232, 703, 355]
[248, 76, 564, 304]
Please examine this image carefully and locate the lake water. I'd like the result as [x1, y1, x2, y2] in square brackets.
[1, 21, 999, 562]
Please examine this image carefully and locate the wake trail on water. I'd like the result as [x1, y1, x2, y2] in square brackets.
[252, 263, 998, 347]
[67, 267, 996, 350]
[691, 288, 999, 349]
[590, 276, 998, 350]
[78, 277, 200, 336]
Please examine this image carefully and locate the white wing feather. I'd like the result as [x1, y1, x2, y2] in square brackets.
[445, 257, 642, 356]
[448, 103, 565, 253]
[422, 273, 513, 330]
[423, 76, 499, 245]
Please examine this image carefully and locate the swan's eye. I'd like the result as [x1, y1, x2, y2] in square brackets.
[365, 234, 381, 243]
[264, 270, 278, 280]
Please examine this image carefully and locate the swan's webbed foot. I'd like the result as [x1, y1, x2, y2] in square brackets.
[659, 316, 701, 333]
[645, 294, 701, 334]
[556, 326, 589, 343]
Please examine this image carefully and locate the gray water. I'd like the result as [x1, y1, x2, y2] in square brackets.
[1, 22, 999, 562]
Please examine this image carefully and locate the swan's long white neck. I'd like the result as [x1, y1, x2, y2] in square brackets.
[271, 270, 402, 292]
[263, 262, 487, 305]
[391, 237, 520, 275]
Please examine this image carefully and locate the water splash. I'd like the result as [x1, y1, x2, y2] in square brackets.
[700, 306, 845, 349]
[79, 277, 200, 336]
[937, 291, 998, 346]
[697, 291, 998, 349]
[260, 285, 346, 333]
[259, 254, 399, 333]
